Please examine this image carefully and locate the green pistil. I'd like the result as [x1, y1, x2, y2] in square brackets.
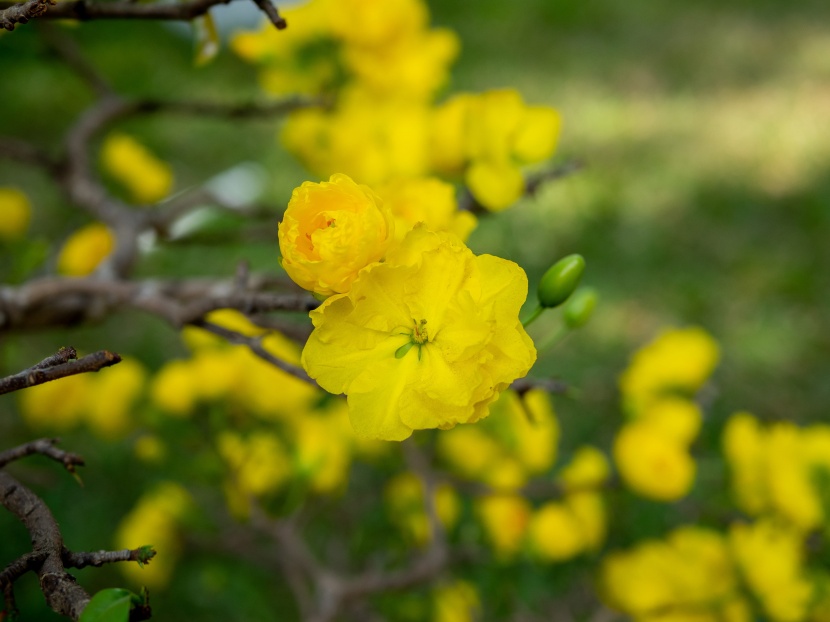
[395, 319, 429, 360]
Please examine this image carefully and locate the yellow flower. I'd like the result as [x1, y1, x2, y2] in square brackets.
[217, 431, 291, 513]
[566, 491, 606, 551]
[282, 91, 432, 185]
[614, 423, 695, 501]
[278, 173, 394, 296]
[100, 132, 173, 204]
[116, 482, 192, 589]
[328, 0, 427, 48]
[291, 412, 352, 494]
[528, 501, 585, 562]
[557, 445, 610, 491]
[302, 226, 536, 441]
[343, 27, 459, 101]
[19, 373, 90, 431]
[151, 359, 198, 416]
[639, 397, 703, 445]
[619, 326, 720, 415]
[376, 176, 476, 243]
[601, 527, 738, 619]
[729, 519, 813, 622]
[56, 223, 115, 276]
[432, 580, 480, 622]
[0, 187, 31, 240]
[84, 357, 146, 440]
[384, 471, 460, 545]
[476, 493, 531, 560]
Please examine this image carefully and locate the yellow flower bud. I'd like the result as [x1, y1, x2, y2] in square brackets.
[0, 187, 31, 240]
[56, 223, 115, 276]
[278, 174, 395, 296]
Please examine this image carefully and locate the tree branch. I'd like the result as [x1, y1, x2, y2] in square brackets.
[0, 350, 121, 395]
[62, 546, 156, 569]
[0, 438, 85, 471]
[2, 0, 238, 22]
[250, 0, 285, 29]
[0, 0, 54, 31]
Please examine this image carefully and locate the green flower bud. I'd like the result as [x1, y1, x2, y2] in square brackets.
[563, 287, 598, 329]
[538, 254, 585, 308]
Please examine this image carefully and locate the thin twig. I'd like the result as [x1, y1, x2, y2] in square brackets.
[62, 547, 156, 569]
[36, 21, 113, 97]
[0, 350, 121, 395]
[250, 0, 285, 29]
[0, 438, 84, 471]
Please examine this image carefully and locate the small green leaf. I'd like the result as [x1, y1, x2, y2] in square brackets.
[79, 588, 134, 622]
[193, 13, 220, 67]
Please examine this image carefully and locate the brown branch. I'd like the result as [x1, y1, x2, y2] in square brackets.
[0, 274, 315, 332]
[0, 137, 60, 170]
[511, 376, 569, 396]
[63, 546, 156, 569]
[0, 471, 91, 619]
[0, 350, 121, 395]
[192, 320, 315, 385]
[0, 0, 54, 30]
[5, 0, 237, 21]
[250, 0, 285, 29]
[0, 438, 84, 471]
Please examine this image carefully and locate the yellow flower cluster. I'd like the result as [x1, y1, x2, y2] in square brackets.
[432, 389, 608, 562]
[231, 0, 457, 100]
[301, 225, 536, 441]
[0, 187, 31, 240]
[234, 0, 560, 211]
[148, 310, 387, 516]
[19, 356, 147, 439]
[601, 526, 748, 622]
[115, 482, 193, 589]
[56, 222, 115, 276]
[724, 412, 830, 532]
[430, 90, 562, 211]
[614, 327, 720, 501]
[602, 521, 815, 622]
[100, 132, 174, 204]
[432, 580, 481, 622]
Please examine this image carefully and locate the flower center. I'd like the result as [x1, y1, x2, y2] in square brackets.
[395, 319, 430, 360]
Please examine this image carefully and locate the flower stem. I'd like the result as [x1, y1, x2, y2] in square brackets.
[521, 305, 544, 328]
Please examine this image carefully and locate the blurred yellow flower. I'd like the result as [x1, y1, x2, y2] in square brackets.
[328, 0, 427, 48]
[376, 176, 476, 243]
[385, 471, 459, 546]
[56, 222, 114, 276]
[116, 482, 192, 589]
[528, 501, 585, 562]
[557, 445, 610, 491]
[84, 357, 146, 440]
[151, 359, 198, 416]
[432, 580, 480, 622]
[729, 519, 812, 622]
[476, 493, 531, 560]
[614, 422, 695, 501]
[601, 527, 739, 620]
[19, 373, 90, 431]
[619, 326, 720, 415]
[291, 412, 352, 494]
[302, 227, 536, 441]
[278, 173, 394, 296]
[638, 397, 702, 445]
[0, 187, 31, 240]
[134, 434, 167, 464]
[101, 132, 173, 204]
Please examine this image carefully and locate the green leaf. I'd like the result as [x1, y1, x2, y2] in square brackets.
[79, 588, 134, 622]
[193, 13, 220, 67]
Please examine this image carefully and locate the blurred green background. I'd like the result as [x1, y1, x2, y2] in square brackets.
[1, 0, 829, 619]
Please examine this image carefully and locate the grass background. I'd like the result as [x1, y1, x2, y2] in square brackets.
[1, 0, 829, 619]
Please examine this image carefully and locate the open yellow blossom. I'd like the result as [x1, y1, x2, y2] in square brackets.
[278, 173, 394, 296]
[302, 226, 536, 441]
[56, 222, 115, 276]
[101, 132, 173, 204]
[0, 187, 31, 240]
